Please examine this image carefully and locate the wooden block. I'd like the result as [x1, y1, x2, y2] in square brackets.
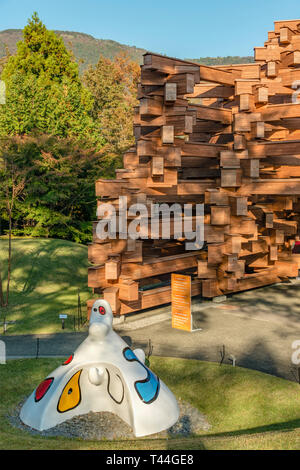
[275, 260, 298, 277]
[266, 61, 278, 78]
[241, 159, 260, 178]
[234, 134, 246, 150]
[103, 287, 120, 314]
[195, 105, 232, 124]
[247, 238, 268, 253]
[235, 79, 260, 96]
[123, 151, 139, 169]
[157, 146, 181, 166]
[221, 169, 242, 187]
[270, 230, 285, 245]
[241, 64, 261, 79]
[230, 217, 257, 235]
[239, 93, 254, 112]
[88, 243, 109, 265]
[253, 85, 268, 104]
[225, 277, 238, 292]
[126, 239, 136, 252]
[237, 269, 279, 290]
[152, 156, 164, 176]
[122, 242, 143, 263]
[235, 259, 245, 278]
[105, 257, 121, 280]
[221, 254, 238, 272]
[225, 234, 242, 254]
[204, 224, 228, 243]
[269, 245, 278, 261]
[250, 121, 264, 139]
[106, 239, 127, 254]
[255, 47, 281, 62]
[202, 279, 222, 298]
[220, 151, 240, 168]
[265, 212, 274, 229]
[280, 26, 293, 44]
[211, 206, 231, 225]
[161, 125, 174, 144]
[140, 96, 163, 116]
[137, 139, 156, 156]
[95, 180, 123, 198]
[118, 278, 139, 302]
[229, 196, 248, 216]
[205, 189, 229, 205]
[272, 219, 297, 235]
[198, 260, 217, 279]
[164, 83, 177, 102]
[141, 68, 167, 86]
[248, 253, 269, 267]
[167, 73, 195, 95]
[166, 115, 193, 134]
[208, 243, 225, 265]
[281, 50, 300, 67]
[234, 114, 251, 132]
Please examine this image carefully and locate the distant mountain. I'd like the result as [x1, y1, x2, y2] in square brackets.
[0, 29, 254, 73]
[187, 56, 254, 66]
[0, 29, 147, 73]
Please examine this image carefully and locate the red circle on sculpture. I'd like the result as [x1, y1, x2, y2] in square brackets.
[35, 378, 54, 402]
[63, 354, 73, 365]
[99, 306, 106, 315]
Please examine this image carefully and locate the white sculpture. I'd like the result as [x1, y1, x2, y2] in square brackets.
[20, 299, 179, 437]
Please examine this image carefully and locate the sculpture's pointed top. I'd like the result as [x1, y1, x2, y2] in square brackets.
[89, 299, 113, 330]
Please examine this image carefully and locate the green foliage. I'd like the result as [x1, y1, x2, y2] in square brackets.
[0, 134, 114, 243]
[84, 53, 139, 163]
[0, 15, 140, 243]
[0, 13, 97, 141]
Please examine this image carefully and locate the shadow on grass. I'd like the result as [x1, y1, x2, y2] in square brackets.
[199, 417, 300, 439]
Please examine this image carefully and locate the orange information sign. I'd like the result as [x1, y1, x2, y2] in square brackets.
[171, 273, 192, 331]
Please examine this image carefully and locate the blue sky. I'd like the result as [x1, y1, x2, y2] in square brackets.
[0, 0, 300, 58]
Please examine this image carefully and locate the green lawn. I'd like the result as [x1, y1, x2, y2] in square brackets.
[0, 238, 93, 334]
[1, 357, 300, 450]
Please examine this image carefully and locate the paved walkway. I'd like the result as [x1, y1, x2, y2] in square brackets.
[1, 280, 300, 382]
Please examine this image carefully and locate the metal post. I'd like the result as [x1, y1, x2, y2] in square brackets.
[36, 338, 40, 359]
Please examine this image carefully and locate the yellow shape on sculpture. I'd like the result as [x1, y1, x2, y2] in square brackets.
[57, 370, 82, 413]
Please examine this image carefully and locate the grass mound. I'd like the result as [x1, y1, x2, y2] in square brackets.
[1, 357, 300, 450]
[0, 238, 91, 334]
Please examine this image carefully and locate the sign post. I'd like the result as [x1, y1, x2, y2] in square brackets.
[59, 314, 68, 330]
[171, 273, 201, 332]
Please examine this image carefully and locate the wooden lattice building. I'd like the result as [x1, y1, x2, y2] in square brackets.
[88, 19, 300, 316]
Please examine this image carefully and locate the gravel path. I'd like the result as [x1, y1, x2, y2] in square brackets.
[9, 398, 210, 440]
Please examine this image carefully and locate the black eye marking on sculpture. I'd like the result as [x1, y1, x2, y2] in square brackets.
[106, 368, 125, 404]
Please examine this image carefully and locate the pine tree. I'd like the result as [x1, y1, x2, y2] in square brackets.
[0, 13, 97, 141]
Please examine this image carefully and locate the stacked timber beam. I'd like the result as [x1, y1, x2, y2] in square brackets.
[88, 19, 300, 316]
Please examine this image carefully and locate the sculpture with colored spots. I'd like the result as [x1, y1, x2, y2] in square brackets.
[20, 299, 179, 437]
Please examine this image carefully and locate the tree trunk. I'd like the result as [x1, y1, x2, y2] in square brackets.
[0, 264, 5, 307]
[5, 209, 12, 307]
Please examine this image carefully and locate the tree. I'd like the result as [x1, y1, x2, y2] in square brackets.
[0, 13, 98, 143]
[0, 135, 109, 244]
[0, 14, 107, 247]
[83, 52, 140, 167]
[0, 142, 27, 306]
